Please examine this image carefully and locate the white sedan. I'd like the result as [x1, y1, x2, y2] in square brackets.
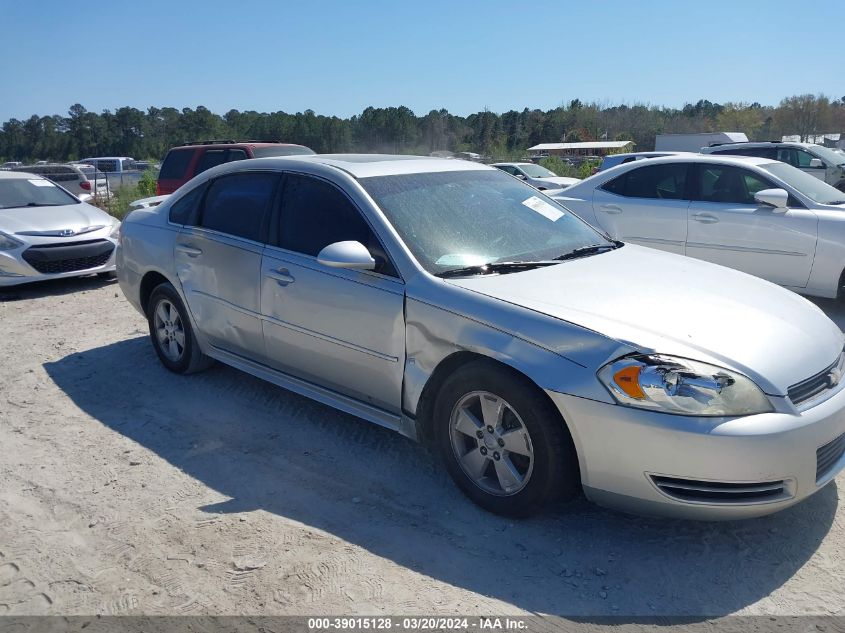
[552, 154, 845, 298]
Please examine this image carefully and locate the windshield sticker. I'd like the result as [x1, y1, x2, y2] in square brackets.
[28, 179, 54, 187]
[522, 196, 564, 221]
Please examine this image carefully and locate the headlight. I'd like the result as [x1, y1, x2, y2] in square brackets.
[0, 231, 23, 251]
[108, 220, 121, 242]
[598, 354, 773, 416]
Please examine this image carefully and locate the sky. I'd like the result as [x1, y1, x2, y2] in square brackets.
[0, 0, 841, 122]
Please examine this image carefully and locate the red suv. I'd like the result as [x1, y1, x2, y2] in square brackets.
[156, 141, 315, 194]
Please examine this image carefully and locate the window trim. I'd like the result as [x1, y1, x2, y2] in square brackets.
[192, 170, 281, 244]
[269, 171, 404, 281]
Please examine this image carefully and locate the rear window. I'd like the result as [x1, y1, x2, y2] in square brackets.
[251, 145, 315, 158]
[159, 149, 194, 180]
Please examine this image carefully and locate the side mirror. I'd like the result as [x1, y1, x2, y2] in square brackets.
[317, 240, 376, 270]
[809, 158, 825, 169]
[754, 188, 789, 210]
[515, 174, 527, 180]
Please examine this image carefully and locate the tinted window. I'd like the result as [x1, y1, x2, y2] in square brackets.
[195, 150, 227, 175]
[199, 172, 277, 241]
[159, 149, 194, 180]
[696, 165, 774, 204]
[169, 183, 207, 224]
[251, 145, 315, 158]
[601, 163, 689, 200]
[279, 174, 396, 276]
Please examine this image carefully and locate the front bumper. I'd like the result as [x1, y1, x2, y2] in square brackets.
[0, 237, 117, 287]
[547, 383, 845, 520]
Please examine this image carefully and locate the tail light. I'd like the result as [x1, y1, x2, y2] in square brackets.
[155, 182, 161, 195]
[79, 180, 91, 190]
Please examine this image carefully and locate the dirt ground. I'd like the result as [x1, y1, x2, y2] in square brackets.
[1, 276, 845, 619]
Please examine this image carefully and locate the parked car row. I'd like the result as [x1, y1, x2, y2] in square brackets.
[116, 153, 845, 521]
[5, 140, 845, 523]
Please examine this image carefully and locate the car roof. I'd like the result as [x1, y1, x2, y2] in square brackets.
[623, 154, 776, 167]
[243, 154, 493, 178]
[491, 162, 532, 167]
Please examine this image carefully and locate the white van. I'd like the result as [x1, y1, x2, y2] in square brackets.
[77, 156, 136, 174]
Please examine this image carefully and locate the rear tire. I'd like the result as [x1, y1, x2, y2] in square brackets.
[147, 283, 213, 374]
[433, 360, 579, 517]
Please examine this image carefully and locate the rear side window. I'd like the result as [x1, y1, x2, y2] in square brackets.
[195, 150, 227, 175]
[226, 149, 248, 162]
[159, 149, 194, 180]
[602, 163, 689, 200]
[169, 183, 207, 225]
[199, 172, 277, 241]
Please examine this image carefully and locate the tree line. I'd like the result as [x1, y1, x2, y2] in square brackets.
[2, 94, 843, 163]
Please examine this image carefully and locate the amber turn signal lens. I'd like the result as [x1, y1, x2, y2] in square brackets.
[613, 365, 646, 399]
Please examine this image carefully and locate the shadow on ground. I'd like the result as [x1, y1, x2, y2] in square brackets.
[0, 275, 116, 302]
[44, 334, 839, 618]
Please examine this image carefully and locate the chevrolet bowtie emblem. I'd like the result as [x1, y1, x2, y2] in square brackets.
[59, 229, 75, 236]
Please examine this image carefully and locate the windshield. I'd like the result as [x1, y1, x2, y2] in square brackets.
[809, 145, 845, 167]
[518, 164, 557, 178]
[763, 162, 845, 205]
[360, 170, 611, 274]
[0, 177, 79, 209]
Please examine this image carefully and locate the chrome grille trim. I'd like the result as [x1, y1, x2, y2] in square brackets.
[788, 355, 842, 405]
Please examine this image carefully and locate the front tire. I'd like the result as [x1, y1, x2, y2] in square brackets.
[433, 360, 579, 517]
[147, 283, 213, 374]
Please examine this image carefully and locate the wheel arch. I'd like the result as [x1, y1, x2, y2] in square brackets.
[413, 350, 573, 449]
[139, 270, 173, 314]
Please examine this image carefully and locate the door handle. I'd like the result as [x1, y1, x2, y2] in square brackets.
[600, 204, 623, 214]
[176, 243, 203, 257]
[267, 268, 295, 286]
[691, 213, 719, 224]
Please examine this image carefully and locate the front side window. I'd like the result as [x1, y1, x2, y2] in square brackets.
[199, 172, 277, 241]
[277, 174, 396, 275]
[195, 150, 227, 175]
[360, 170, 610, 275]
[226, 149, 248, 162]
[601, 163, 689, 200]
[696, 165, 774, 204]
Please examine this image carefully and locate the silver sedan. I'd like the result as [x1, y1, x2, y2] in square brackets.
[0, 171, 120, 286]
[117, 155, 845, 520]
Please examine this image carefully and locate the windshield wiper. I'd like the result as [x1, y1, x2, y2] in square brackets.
[554, 241, 622, 261]
[24, 203, 61, 207]
[827, 200, 845, 205]
[436, 260, 559, 278]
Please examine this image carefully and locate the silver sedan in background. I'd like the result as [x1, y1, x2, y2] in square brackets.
[118, 155, 845, 520]
[0, 171, 120, 286]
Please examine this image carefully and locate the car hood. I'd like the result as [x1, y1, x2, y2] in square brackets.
[532, 176, 581, 188]
[0, 202, 114, 235]
[447, 244, 843, 395]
